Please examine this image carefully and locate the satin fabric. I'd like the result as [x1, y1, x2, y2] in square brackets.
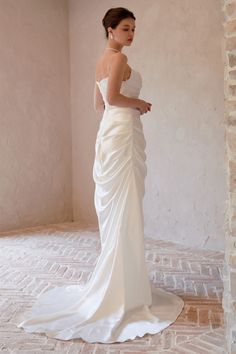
[16, 69, 184, 343]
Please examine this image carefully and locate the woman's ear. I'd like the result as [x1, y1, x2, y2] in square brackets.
[107, 27, 113, 35]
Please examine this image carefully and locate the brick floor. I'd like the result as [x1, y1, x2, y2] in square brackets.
[0, 222, 226, 353]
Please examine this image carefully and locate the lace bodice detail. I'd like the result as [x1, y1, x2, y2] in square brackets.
[96, 69, 142, 109]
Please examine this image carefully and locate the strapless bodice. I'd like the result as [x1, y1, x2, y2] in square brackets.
[96, 69, 142, 110]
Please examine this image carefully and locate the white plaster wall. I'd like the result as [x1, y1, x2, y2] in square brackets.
[0, 0, 72, 231]
[70, 0, 226, 250]
[69, 0, 99, 222]
[140, 0, 226, 251]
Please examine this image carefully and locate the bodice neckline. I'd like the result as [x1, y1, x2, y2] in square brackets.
[96, 68, 134, 85]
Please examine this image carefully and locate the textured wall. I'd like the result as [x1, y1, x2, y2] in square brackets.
[222, 0, 236, 352]
[140, 0, 226, 251]
[0, 0, 72, 231]
[69, 0, 99, 222]
[70, 0, 226, 250]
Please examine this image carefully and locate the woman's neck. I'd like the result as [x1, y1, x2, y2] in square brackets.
[106, 40, 123, 52]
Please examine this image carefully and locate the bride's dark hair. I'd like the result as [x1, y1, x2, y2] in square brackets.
[102, 7, 136, 39]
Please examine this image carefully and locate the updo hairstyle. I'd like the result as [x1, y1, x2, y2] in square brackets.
[102, 7, 136, 39]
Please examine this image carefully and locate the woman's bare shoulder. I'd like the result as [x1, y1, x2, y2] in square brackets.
[95, 52, 128, 79]
[108, 52, 127, 71]
[112, 51, 127, 61]
[99, 51, 127, 61]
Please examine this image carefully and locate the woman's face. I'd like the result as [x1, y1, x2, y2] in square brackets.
[108, 18, 135, 46]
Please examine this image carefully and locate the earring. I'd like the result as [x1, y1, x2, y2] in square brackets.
[110, 33, 114, 40]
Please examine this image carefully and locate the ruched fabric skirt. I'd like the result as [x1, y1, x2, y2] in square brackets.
[16, 107, 184, 343]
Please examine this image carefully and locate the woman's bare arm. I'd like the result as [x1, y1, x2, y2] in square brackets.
[106, 53, 140, 108]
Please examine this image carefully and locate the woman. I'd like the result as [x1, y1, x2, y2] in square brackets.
[16, 7, 184, 343]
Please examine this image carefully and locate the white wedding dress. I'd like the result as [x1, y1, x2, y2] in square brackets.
[16, 69, 184, 343]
